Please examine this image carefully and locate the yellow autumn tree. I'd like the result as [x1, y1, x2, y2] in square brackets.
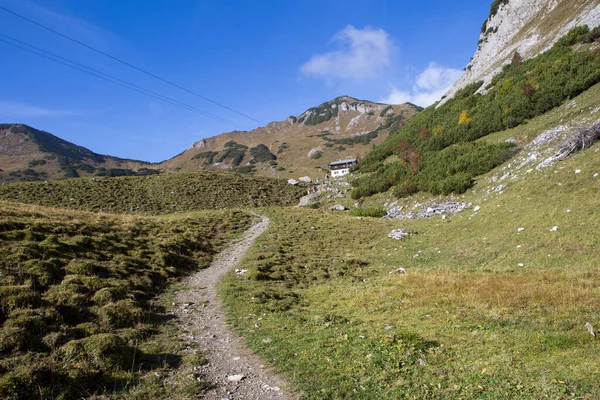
[433, 124, 444, 136]
[458, 110, 472, 125]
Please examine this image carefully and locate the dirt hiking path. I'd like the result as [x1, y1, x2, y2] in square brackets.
[174, 214, 292, 400]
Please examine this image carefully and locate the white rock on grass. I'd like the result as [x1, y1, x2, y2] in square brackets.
[474, 206, 481, 212]
[388, 229, 409, 240]
[329, 204, 347, 211]
[575, 169, 581, 174]
[550, 226, 559, 231]
[518, 227, 525, 232]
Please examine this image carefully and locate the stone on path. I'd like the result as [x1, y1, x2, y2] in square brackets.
[227, 374, 245, 383]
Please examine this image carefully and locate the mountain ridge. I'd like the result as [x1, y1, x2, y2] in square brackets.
[162, 96, 421, 179]
[0, 97, 421, 182]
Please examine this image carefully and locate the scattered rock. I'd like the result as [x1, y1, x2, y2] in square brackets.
[585, 322, 596, 338]
[575, 169, 581, 174]
[262, 338, 272, 343]
[518, 227, 525, 232]
[329, 204, 347, 211]
[394, 267, 407, 274]
[386, 202, 471, 219]
[235, 269, 247, 275]
[287, 179, 299, 185]
[388, 229, 409, 240]
[417, 358, 427, 366]
[505, 137, 516, 143]
[384, 325, 395, 330]
[227, 374, 245, 383]
[550, 226, 559, 232]
[518, 263, 524, 267]
[492, 184, 506, 192]
[298, 176, 312, 183]
[594, 173, 599, 178]
[473, 206, 481, 212]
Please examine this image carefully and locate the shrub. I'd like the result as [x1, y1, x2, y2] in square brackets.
[393, 180, 418, 198]
[349, 206, 387, 218]
[249, 144, 277, 163]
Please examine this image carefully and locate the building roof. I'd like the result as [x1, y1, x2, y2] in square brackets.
[328, 158, 357, 167]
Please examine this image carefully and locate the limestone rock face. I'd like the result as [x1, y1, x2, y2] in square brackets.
[442, 0, 600, 105]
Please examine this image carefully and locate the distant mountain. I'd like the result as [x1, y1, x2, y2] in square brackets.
[161, 97, 421, 179]
[0, 124, 155, 182]
[0, 97, 420, 183]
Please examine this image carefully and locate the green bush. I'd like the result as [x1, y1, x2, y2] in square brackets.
[349, 206, 387, 218]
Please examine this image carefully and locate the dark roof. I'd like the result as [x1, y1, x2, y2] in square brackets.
[328, 158, 357, 167]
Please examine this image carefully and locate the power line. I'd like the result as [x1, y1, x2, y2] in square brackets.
[0, 5, 266, 126]
[0, 32, 248, 128]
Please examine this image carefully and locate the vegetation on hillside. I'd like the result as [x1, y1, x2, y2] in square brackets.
[0, 202, 253, 398]
[249, 144, 277, 163]
[0, 124, 153, 180]
[0, 171, 305, 214]
[353, 26, 600, 199]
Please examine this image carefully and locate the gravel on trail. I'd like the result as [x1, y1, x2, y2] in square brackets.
[174, 214, 293, 400]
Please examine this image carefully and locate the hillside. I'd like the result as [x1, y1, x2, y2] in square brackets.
[0, 201, 255, 399]
[0, 170, 305, 214]
[161, 97, 421, 180]
[0, 124, 155, 182]
[443, 0, 600, 103]
[217, 40, 600, 400]
[353, 24, 600, 199]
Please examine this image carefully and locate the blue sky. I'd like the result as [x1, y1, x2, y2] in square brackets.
[0, 0, 490, 162]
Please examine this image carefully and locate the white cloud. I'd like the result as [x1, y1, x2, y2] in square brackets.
[382, 63, 463, 107]
[0, 101, 78, 118]
[300, 25, 394, 81]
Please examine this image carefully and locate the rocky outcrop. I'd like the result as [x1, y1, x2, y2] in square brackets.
[442, 0, 600, 104]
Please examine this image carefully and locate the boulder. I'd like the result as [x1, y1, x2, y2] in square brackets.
[287, 179, 299, 185]
[298, 176, 312, 183]
[329, 204, 347, 211]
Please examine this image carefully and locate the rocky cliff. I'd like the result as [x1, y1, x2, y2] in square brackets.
[442, 0, 600, 103]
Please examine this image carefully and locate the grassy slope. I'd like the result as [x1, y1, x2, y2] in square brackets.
[219, 85, 600, 398]
[0, 170, 305, 214]
[0, 201, 254, 399]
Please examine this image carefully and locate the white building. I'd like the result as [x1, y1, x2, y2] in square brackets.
[328, 158, 357, 177]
